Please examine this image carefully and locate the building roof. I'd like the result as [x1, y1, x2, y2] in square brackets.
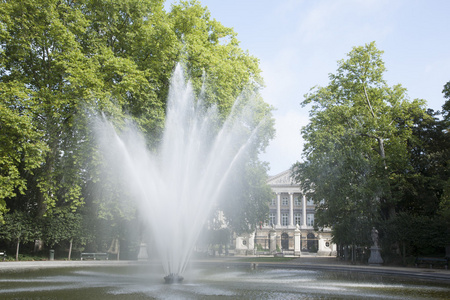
[267, 170, 300, 193]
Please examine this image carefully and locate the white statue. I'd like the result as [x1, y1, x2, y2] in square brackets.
[371, 227, 379, 247]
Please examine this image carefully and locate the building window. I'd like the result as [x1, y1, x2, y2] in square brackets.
[282, 196, 289, 206]
[295, 213, 301, 226]
[295, 196, 301, 206]
[269, 213, 275, 226]
[307, 213, 314, 226]
[282, 213, 288, 226]
[271, 197, 276, 206]
[307, 198, 314, 206]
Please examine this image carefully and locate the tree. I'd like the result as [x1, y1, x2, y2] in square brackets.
[293, 42, 429, 252]
[397, 108, 450, 216]
[42, 210, 84, 260]
[1, 0, 105, 217]
[383, 86, 450, 259]
[0, 212, 38, 260]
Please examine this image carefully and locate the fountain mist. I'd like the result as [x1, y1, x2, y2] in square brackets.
[95, 64, 261, 279]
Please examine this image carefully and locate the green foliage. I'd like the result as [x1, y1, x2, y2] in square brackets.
[383, 212, 450, 257]
[331, 215, 372, 247]
[442, 81, 450, 121]
[0, 82, 48, 221]
[169, 1, 264, 117]
[42, 210, 84, 248]
[256, 243, 265, 251]
[398, 109, 450, 216]
[0, 212, 37, 243]
[0, 211, 39, 260]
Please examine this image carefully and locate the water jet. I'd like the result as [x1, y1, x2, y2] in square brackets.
[95, 63, 261, 282]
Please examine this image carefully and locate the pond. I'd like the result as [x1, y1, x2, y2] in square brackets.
[0, 264, 448, 299]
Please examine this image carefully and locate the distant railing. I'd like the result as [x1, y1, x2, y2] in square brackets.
[80, 253, 109, 260]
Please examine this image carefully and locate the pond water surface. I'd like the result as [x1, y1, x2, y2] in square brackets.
[0, 264, 448, 299]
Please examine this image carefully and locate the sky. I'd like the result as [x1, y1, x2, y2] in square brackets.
[167, 0, 450, 176]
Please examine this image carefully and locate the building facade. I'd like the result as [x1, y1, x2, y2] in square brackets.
[235, 170, 336, 256]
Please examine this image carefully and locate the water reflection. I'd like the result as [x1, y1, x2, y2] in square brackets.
[0, 265, 448, 299]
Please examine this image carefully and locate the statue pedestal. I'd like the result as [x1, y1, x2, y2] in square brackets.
[269, 229, 277, 254]
[294, 226, 301, 256]
[137, 243, 149, 261]
[368, 246, 383, 265]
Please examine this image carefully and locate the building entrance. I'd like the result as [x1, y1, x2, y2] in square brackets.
[281, 232, 289, 250]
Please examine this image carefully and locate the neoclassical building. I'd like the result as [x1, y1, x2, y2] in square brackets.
[235, 170, 336, 256]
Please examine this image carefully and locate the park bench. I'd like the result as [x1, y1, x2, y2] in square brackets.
[0, 250, 6, 261]
[80, 252, 108, 261]
[415, 257, 448, 269]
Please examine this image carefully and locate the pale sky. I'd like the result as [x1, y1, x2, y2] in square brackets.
[168, 0, 450, 176]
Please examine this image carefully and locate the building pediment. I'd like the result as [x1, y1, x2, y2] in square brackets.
[267, 170, 297, 186]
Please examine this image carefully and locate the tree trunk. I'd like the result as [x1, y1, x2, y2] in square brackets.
[37, 144, 57, 218]
[364, 86, 396, 220]
[16, 238, 20, 261]
[377, 137, 396, 219]
[68, 238, 73, 260]
[402, 242, 406, 265]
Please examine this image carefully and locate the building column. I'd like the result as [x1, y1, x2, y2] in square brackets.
[276, 192, 281, 227]
[289, 192, 294, 227]
[302, 194, 307, 227]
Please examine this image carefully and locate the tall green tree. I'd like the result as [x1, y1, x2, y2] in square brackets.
[382, 86, 450, 259]
[42, 210, 85, 260]
[1, 0, 104, 217]
[0, 211, 38, 260]
[293, 42, 429, 251]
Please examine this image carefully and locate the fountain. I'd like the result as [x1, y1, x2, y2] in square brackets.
[95, 64, 262, 282]
[163, 273, 184, 284]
